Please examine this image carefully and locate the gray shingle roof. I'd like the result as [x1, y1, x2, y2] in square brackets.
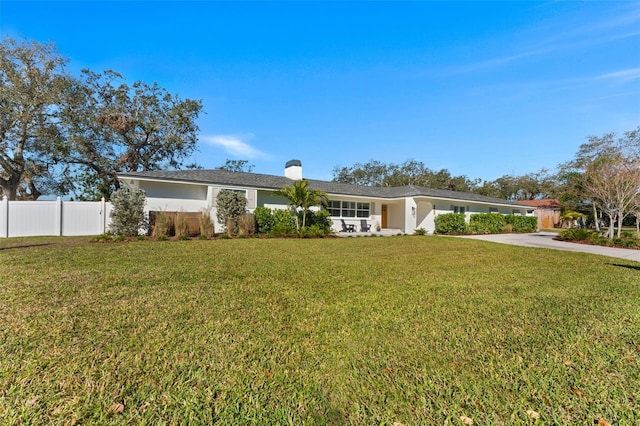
[118, 169, 529, 207]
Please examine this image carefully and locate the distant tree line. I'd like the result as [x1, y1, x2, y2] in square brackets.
[332, 127, 640, 238]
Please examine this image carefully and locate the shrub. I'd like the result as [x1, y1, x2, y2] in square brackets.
[199, 210, 215, 239]
[254, 206, 275, 234]
[621, 230, 637, 239]
[502, 224, 513, 233]
[109, 188, 147, 237]
[216, 190, 247, 236]
[301, 224, 327, 238]
[505, 215, 537, 233]
[152, 212, 172, 238]
[435, 213, 467, 234]
[414, 228, 426, 236]
[589, 233, 608, 246]
[269, 209, 296, 236]
[304, 209, 333, 234]
[557, 228, 598, 242]
[174, 212, 190, 238]
[468, 213, 506, 234]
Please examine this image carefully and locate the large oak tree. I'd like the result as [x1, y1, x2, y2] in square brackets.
[58, 69, 203, 199]
[0, 38, 68, 200]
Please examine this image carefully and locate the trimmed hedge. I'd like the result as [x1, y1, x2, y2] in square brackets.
[434, 213, 467, 234]
[436, 212, 538, 235]
[468, 213, 506, 234]
[505, 215, 538, 233]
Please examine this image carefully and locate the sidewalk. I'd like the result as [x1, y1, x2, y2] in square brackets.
[456, 232, 640, 263]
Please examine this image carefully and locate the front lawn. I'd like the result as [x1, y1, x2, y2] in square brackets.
[1, 237, 638, 424]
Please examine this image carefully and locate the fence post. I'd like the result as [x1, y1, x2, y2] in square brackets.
[100, 197, 106, 234]
[56, 197, 63, 236]
[0, 196, 7, 238]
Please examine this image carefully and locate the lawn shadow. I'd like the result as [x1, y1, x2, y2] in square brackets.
[0, 243, 52, 251]
[608, 263, 640, 271]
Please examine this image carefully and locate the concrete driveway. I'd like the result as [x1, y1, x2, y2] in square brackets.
[456, 232, 640, 263]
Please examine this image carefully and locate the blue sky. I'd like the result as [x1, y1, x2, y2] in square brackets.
[2, 1, 639, 182]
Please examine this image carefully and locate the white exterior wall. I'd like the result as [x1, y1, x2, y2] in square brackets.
[145, 197, 208, 213]
[415, 201, 436, 234]
[139, 181, 207, 202]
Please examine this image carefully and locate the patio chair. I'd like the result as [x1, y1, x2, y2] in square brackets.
[340, 219, 355, 232]
[360, 220, 371, 232]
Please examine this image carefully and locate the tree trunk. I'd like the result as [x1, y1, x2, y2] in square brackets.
[607, 213, 615, 239]
[617, 214, 624, 238]
[0, 177, 20, 201]
[593, 203, 600, 232]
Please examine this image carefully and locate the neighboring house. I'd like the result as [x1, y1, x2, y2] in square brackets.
[518, 199, 561, 230]
[118, 160, 533, 234]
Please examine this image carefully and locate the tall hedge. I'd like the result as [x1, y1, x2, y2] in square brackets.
[468, 213, 506, 234]
[434, 213, 467, 234]
[505, 215, 537, 233]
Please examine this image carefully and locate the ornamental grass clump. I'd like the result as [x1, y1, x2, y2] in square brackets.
[199, 210, 215, 239]
[152, 212, 171, 239]
[174, 212, 190, 239]
[238, 213, 255, 237]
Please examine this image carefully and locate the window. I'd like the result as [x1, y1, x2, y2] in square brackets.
[489, 207, 499, 213]
[356, 202, 370, 218]
[222, 188, 247, 197]
[512, 209, 522, 215]
[452, 205, 466, 214]
[327, 200, 370, 218]
[342, 201, 356, 217]
[328, 200, 341, 217]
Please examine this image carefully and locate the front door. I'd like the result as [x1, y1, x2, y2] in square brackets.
[381, 204, 388, 228]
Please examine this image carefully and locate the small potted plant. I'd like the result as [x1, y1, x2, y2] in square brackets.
[375, 221, 381, 232]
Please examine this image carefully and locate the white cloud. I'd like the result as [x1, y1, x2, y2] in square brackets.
[594, 67, 640, 83]
[200, 134, 270, 159]
[456, 47, 556, 73]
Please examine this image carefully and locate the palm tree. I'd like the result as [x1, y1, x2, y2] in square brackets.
[274, 180, 328, 231]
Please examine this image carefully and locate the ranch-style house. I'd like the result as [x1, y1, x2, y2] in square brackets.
[118, 160, 533, 234]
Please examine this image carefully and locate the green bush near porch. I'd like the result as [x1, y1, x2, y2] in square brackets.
[434, 212, 467, 234]
[253, 206, 332, 237]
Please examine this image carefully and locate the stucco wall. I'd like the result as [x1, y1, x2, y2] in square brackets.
[140, 181, 207, 200]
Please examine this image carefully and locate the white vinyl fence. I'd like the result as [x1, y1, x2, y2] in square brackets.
[0, 196, 113, 238]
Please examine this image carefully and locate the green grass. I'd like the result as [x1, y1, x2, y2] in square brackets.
[1, 236, 639, 425]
